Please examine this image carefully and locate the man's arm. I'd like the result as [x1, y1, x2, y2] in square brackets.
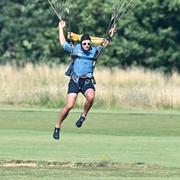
[59, 20, 67, 45]
[102, 26, 116, 47]
[58, 20, 73, 53]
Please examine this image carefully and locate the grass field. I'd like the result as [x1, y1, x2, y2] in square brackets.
[0, 108, 180, 179]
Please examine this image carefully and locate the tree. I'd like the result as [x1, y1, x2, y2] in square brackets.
[0, 0, 180, 73]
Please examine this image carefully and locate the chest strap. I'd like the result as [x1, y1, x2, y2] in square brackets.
[72, 55, 95, 61]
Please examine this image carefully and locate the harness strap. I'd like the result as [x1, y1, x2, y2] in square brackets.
[65, 54, 95, 77]
[72, 55, 95, 61]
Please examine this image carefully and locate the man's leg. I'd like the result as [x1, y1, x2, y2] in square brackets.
[55, 93, 78, 128]
[76, 88, 95, 128]
[53, 93, 77, 139]
[82, 88, 95, 117]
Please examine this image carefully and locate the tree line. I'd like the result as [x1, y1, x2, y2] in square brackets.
[0, 0, 180, 73]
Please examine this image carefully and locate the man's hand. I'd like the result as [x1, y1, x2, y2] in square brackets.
[59, 20, 66, 29]
[108, 26, 116, 38]
[102, 25, 116, 47]
[102, 39, 110, 47]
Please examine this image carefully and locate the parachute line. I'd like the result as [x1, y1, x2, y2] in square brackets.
[48, 0, 71, 20]
[106, 0, 138, 35]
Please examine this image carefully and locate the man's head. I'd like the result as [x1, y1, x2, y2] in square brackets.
[80, 34, 91, 52]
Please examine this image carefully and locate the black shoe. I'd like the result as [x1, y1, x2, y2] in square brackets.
[53, 127, 60, 140]
[76, 114, 86, 128]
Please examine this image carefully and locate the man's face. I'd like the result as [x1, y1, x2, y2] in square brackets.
[81, 40, 91, 51]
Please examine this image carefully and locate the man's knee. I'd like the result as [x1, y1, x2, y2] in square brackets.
[86, 94, 95, 103]
[65, 103, 74, 111]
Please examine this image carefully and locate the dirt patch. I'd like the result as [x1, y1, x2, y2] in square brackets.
[2, 161, 37, 167]
[0, 160, 179, 173]
[0, 160, 144, 168]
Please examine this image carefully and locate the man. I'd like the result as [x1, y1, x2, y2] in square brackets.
[53, 20, 113, 140]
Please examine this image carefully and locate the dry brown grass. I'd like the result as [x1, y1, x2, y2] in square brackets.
[0, 64, 180, 109]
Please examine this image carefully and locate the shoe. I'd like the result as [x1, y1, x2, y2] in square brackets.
[53, 127, 60, 140]
[76, 114, 86, 128]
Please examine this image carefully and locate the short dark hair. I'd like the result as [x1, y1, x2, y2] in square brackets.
[80, 34, 91, 42]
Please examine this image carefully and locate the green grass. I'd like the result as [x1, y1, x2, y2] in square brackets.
[0, 108, 180, 179]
